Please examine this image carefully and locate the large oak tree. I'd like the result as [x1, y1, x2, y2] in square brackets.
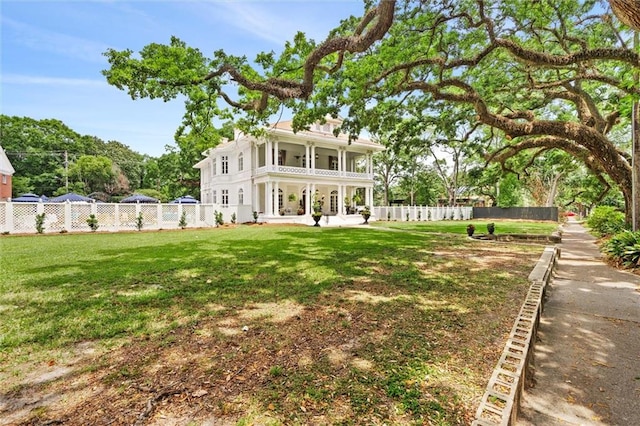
[103, 0, 639, 221]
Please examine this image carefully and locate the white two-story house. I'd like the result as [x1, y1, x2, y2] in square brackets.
[194, 117, 384, 225]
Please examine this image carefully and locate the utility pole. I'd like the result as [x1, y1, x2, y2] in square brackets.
[64, 150, 69, 192]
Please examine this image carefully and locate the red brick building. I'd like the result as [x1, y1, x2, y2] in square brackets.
[0, 146, 15, 201]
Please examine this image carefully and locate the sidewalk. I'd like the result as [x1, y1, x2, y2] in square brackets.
[518, 219, 640, 425]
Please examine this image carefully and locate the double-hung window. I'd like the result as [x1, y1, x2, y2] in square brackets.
[221, 156, 229, 174]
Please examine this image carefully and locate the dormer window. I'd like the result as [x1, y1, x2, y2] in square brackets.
[315, 123, 332, 133]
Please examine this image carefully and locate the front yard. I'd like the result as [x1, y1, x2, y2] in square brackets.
[0, 221, 557, 425]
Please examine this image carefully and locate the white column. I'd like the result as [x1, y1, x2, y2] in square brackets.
[266, 139, 272, 167]
[342, 149, 347, 173]
[253, 143, 258, 170]
[305, 143, 310, 172]
[338, 185, 344, 215]
[305, 182, 311, 214]
[274, 141, 279, 167]
[252, 183, 258, 212]
[274, 180, 280, 213]
[338, 148, 343, 175]
[311, 144, 316, 171]
[265, 181, 272, 216]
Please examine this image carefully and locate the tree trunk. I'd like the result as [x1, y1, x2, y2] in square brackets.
[633, 31, 640, 230]
[609, 0, 640, 31]
[632, 99, 640, 229]
[545, 172, 563, 207]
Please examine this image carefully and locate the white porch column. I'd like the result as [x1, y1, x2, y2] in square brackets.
[342, 149, 348, 174]
[274, 141, 279, 167]
[366, 186, 373, 209]
[311, 144, 316, 170]
[252, 182, 257, 213]
[305, 182, 311, 214]
[338, 184, 344, 215]
[253, 143, 258, 170]
[310, 183, 317, 212]
[265, 181, 272, 216]
[305, 143, 311, 172]
[266, 139, 273, 167]
[274, 180, 280, 213]
[338, 147, 343, 176]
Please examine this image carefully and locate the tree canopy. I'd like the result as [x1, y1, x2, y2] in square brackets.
[103, 0, 639, 219]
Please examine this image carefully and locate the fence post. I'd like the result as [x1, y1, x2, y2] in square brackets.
[64, 202, 72, 231]
[114, 204, 120, 229]
[5, 202, 14, 233]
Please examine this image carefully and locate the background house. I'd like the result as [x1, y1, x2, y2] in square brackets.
[194, 118, 384, 225]
[0, 145, 15, 201]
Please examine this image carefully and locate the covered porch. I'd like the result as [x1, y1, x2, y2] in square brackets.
[253, 180, 375, 222]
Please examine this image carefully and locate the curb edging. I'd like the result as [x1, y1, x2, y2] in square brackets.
[472, 245, 560, 425]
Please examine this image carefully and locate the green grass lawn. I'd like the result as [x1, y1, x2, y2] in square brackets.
[372, 219, 559, 235]
[0, 221, 557, 425]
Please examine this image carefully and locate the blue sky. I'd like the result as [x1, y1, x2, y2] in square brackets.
[1, 0, 365, 157]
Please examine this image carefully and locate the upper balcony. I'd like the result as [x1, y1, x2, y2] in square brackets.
[254, 164, 372, 180]
[253, 140, 375, 181]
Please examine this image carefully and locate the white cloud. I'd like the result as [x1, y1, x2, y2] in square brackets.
[0, 74, 107, 87]
[187, 1, 354, 47]
[1, 16, 110, 63]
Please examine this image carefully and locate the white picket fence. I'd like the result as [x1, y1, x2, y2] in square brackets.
[374, 205, 472, 222]
[0, 202, 256, 234]
[0, 202, 472, 234]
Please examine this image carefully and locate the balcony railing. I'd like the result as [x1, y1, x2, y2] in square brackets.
[255, 165, 370, 180]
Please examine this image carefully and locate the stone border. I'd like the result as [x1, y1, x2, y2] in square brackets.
[472, 246, 560, 425]
[471, 233, 562, 243]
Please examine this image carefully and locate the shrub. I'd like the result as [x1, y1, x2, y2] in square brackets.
[87, 214, 99, 232]
[231, 212, 237, 224]
[586, 206, 627, 237]
[35, 213, 46, 234]
[602, 230, 640, 268]
[136, 212, 144, 231]
[215, 210, 224, 227]
[487, 222, 495, 235]
[178, 212, 187, 229]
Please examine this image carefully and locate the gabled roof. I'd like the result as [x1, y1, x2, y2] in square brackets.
[0, 145, 15, 175]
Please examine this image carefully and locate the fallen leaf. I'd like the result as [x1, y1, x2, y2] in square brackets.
[192, 389, 208, 397]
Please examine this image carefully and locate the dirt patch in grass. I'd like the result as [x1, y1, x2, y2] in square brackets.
[1, 242, 540, 425]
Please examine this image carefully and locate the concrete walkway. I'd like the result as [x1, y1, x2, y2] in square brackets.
[518, 219, 640, 425]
